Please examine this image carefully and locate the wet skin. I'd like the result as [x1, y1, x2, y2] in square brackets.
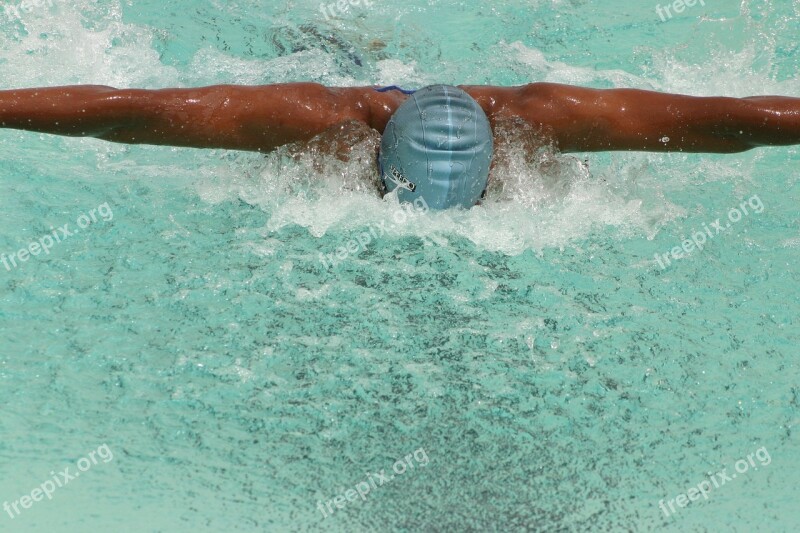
[0, 83, 800, 155]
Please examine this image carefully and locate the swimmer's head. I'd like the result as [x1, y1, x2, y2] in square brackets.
[379, 85, 493, 210]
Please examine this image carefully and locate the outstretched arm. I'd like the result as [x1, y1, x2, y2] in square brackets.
[0, 83, 379, 152]
[5, 82, 799, 155]
[467, 83, 800, 153]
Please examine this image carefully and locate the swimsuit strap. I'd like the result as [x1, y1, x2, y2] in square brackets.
[374, 85, 417, 95]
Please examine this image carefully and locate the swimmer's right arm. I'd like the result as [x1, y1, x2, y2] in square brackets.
[0, 84, 376, 152]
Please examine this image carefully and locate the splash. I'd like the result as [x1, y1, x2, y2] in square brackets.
[0, 0, 788, 255]
[193, 115, 662, 254]
[0, 0, 179, 88]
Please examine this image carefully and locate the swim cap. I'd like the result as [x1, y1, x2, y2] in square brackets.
[379, 85, 493, 210]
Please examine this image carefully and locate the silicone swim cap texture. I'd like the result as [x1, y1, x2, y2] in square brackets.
[379, 85, 493, 209]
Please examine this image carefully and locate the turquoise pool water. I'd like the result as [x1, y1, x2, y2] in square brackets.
[1, 0, 799, 531]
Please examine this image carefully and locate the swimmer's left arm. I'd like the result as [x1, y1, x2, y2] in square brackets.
[486, 83, 800, 154]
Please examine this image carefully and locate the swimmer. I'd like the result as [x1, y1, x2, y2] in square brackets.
[1, 82, 799, 208]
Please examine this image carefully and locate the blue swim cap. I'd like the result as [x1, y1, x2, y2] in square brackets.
[379, 85, 493, 210]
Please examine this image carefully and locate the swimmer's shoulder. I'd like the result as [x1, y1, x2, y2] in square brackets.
[459, 83, 568, 119]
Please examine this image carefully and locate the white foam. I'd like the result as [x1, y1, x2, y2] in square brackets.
[192, 119, 667, 255]
[497, 41, 655, 89]
[187, 46, 359, 86]
[374, 58, 431, 88]
[0, 0, 179, 88]
[654, 45, 800, 96]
